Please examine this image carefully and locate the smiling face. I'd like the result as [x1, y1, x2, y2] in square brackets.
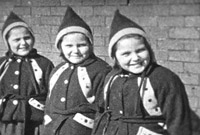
[60, 33, 91, 64]
[115, 36, 150, 74]
[7, 27, 34, 56]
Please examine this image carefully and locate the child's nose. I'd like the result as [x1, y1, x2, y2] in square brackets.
[20, 39, 26, 45]
[72, 46, 79, 52]
[131, 53, 139, 61]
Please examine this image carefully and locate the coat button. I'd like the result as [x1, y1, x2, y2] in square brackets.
[64, 80, 68, 84]
[119, 110, 123, 114]
[13, 84, 19, 89]
[13, 100, 18, 105]
[60, 97, 66, 102]
[17, 59, 21, 63]
[71, 66, 74, 69]
[15, 71, 20, 75]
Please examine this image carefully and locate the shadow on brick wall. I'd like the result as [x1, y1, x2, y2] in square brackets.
[191, 110, 200, 135]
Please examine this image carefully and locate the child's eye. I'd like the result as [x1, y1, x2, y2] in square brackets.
[14, 38, 21, 42]
[24, 36, 31, 40]
[122, 52, 130, 56]
[64, 44, 73, 47]
[78, 44, 87, 47]
[136, 47, 146, 53]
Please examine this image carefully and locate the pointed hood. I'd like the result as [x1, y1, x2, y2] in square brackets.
[1, 11, 34, 47]
[55, 6, 93, 50]
[108, 10, 146, 58]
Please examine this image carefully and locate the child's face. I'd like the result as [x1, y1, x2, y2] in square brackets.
[7, 27, 34, 56]
[60, 33, 90, 64]
[115, 37, 150, 74]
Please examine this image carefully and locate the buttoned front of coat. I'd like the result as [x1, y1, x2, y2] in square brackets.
[0, 50, 54, 122]
[44, 55, 111, 135]
[93, 63, 191, 135]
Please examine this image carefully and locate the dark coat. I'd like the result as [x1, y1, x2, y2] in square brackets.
[43, 54, 111, 135]
[92, 63, 192, 135]
[0, 49, 54, 135]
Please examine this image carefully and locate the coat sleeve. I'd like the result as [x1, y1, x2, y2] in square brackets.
[159, 74, 192, 135]
[93, 66, 111, 112]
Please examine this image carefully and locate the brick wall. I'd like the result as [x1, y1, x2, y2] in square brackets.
[0, 0, 200, 134]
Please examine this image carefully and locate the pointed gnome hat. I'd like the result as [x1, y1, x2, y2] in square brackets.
[1, 11, 34, 47]
[108, 10, 147, 58]
[55, 6, 93, 50]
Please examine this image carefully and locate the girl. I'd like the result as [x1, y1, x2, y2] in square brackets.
[0, 12, 54, 135]
[43, 6, 111, 135]
[92, 10, 192, 135]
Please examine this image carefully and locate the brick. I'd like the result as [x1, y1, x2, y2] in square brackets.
[184, 63, 200, 74]
[119, 6, 144, 16]
[84, 16, 105, 26]
[185, 0, 200, 4]
[185, 16, 200, 27]
[32, 7, 51, 16]
[158, 17, 184, 27]
[94, 46, 108, 56]
[50, 7, 66, 16]
[157, 40, 185, 50]
[169, 28, 199, 39]
[184, 40, 200, 50]
[179, 73, 199, 85]
[21, 0, 60, 6]
[51, 26, 59, 34]
[154, 50, 168, 60]
[169, 50, 199, 62]
[145, 27, 168, 40]
[93, 36, 105, 46]
[60, 0, 82, 6]
[159, 0, 184, 4]
[0, 1, 14, 14]
[13, 7, 31, 15]
[170, 4, 200, 16]
[82, 0, 105, 6]
[49, 34, 56, 44]
[93, 26, 108, 37]
[32, 25, 51, 34]
[94, 6, 116, 16]
[105, 16, 112, 29]
[188, 96, 199, 109]
[74, 6, 93, 16]
[35, 34, 51, 44]
[106, 0, 128, 5]
[151, 5, 170, 16]
[23, 15, 41, 25]
[41, 16, 61, 25]
[129, 0, 158, 5]
[143, 5, 169, 16]
[34, 43, 52, 52]
[137, 17, 157, 27]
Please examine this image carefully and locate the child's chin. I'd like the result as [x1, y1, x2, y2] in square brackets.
[129, 67, 144, 74]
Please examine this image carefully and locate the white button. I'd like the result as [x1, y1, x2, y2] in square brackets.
[60, 97, 66, 102]
[15, 71, 20, 75]
[71, 66, 74, 69]
[9, 58, 12, 62]
[64, 80, 68, 84]
[13, 85, 19, 89]
[17, 59, 21, 63]
[13, 100, 18, 105]
[119, 110, 123, 114]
